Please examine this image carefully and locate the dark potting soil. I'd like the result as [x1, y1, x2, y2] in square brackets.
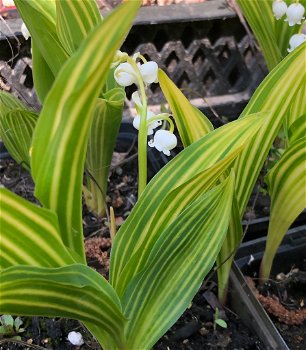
[246, 265, 306, 350]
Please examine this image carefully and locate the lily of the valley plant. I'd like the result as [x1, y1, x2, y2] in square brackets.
[236, 0, 306, 285]
[0, 1, 305, 349]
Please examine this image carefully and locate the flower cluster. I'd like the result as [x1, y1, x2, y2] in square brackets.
[113, 52, 177, 156]
[272, 1, 306, 52]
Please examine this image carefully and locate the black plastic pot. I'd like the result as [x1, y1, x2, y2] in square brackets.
[242, 210, 306, 242]
[229, 225, 306, 350]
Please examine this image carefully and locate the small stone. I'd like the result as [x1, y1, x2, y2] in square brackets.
[276, 272, 286, 280]
[182, 339, 189, 344]
[199, 327, 209, 336]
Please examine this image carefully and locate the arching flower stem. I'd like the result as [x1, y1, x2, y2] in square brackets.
[126, 56, 148, 197]
[147, 114, 175, 133]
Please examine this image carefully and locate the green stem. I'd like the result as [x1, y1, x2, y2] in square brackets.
[126, 57, 148, 197]
[147, 114, 175, 133]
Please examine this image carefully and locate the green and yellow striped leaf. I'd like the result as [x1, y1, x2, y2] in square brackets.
[115, 145, 243, 297]
[285, 86, 306, 133]
[122, 174, 235, 349]
[0, 91, 25, 117]
[56, 0, 102, 55]
[0, 188, 76, 269]
[217, 192, 242, 303]
[110, 112, 265, 288]
[260, 137, 306, 279]
[237, 0, 282, 70]
[288, 114, 306, 144]
[85, 90, 125, 217]
[31, 1, 140, 260]
[234, 43, 306, 217]
[31, 39, 55, 103]
[237, 0, 305, 71]
[216, 43, 305, 300]
[0, 109, 38, 171]
[158, 69, 213, 147]
[14, 0, 69, 77]
[0, 264, 127, 348]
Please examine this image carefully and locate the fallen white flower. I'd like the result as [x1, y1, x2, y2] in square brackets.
[67, 331, 84, 346]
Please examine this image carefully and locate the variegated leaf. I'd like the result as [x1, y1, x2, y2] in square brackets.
[0, 264, 127, 348]
[14, 0, 69, 77]
[31, 39, 55, 103]
[0, 91, 25, 117]
[110, 112, 265, 288]
[56, 0, 102, 54]
[158, 69, 213, 147]
[31, 1, 140, 260]
[260, 137, 306, 279]
[0, 188, 76, 269]
[85, 90, 125, 217]
[115, 145, 243, 297]
[0, 109, 38, 171]
[234, 43, 306, 217]
[122, 174, 235, 349]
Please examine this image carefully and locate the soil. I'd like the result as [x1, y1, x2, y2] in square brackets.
[246, 265, 306, 350]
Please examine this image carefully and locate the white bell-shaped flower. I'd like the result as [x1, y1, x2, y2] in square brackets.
[133, 110, 162, 135]
[285, 3, 305, 26]
[114, 63, 137, 87]
[148, 130, 177, 156]
[21, 22, 30, 40]
[287, 33, 306, 52]
[272, 0, 287, 20]
[139, 61, 158, 84]
[67, 331, 84, 346]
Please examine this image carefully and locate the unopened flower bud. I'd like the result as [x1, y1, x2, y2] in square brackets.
[285, 3, 305, 26]
[287, 33, 306, 52]
[272, 0, 287, 20]
[148, 130, 177, 156]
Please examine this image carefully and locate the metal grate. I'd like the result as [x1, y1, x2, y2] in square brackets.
[0, 3, 266, 120]
[121, 17, 265, 106]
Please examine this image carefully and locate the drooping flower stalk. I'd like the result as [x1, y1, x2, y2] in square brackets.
[125, 56, 149, 196]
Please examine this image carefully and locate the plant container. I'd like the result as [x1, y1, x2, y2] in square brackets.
[229, 225, 306, 349]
